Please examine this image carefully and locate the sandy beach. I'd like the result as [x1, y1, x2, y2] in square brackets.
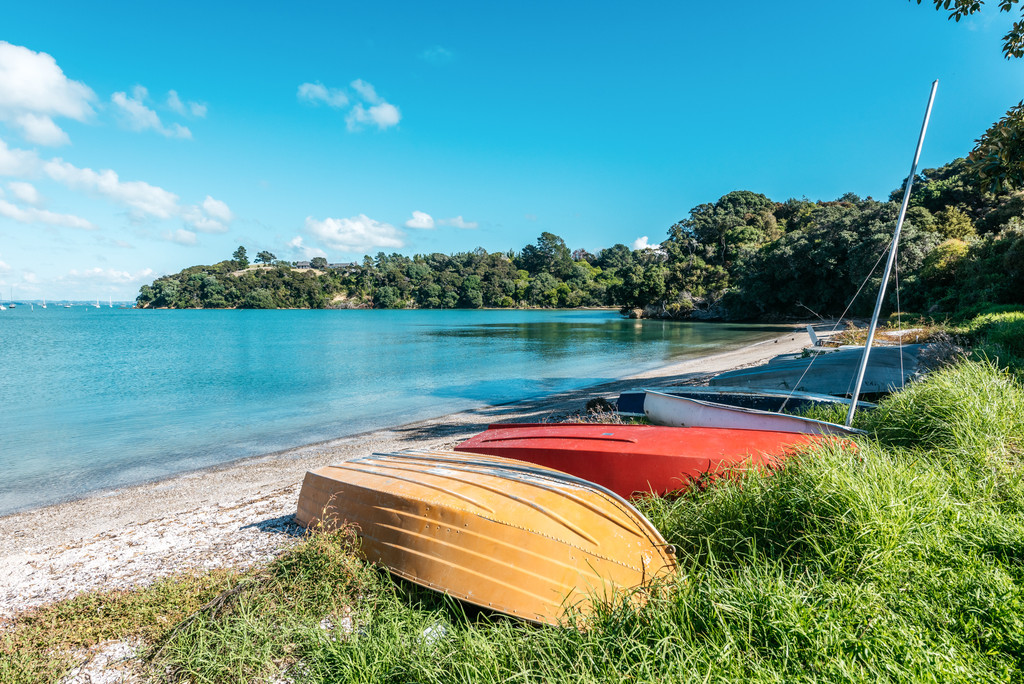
[0, 329, 810, 621]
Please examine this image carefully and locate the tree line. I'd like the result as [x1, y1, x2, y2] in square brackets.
[138, 107, 1024, 320]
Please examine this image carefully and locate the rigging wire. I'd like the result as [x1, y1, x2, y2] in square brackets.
[776, 233, 896, 412]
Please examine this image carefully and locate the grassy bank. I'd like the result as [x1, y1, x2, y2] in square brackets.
[4, 356, 1024, 682]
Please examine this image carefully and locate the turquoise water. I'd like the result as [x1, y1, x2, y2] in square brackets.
[0, 307, 787, 515]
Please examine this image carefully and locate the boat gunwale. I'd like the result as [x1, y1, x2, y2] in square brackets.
[643, 390, 867, 436]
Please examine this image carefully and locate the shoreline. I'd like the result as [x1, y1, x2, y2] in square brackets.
[0, 328, 810, 619]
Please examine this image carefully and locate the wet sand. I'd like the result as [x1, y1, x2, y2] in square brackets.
[0, 328, 810, 618]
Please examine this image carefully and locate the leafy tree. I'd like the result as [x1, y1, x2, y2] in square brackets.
[255, 250, 276, 264]
[232, 246, 249, 267]
[913, 0, 1024, 58]
[970, 99, 1024, 192]
[935, 206, 976, 239]
[310, 256, 328, 270]
[518, 232, 573, 277]
[242, 288, 275, 309]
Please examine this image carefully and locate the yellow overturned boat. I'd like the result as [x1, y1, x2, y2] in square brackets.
[295, 449, 676, 626]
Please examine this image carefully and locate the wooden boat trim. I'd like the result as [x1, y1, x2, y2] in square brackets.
[375, 451, 661, 541]
[325, 461, 496, 513]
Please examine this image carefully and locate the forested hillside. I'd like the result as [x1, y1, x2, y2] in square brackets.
[138, 103, 1024, 320]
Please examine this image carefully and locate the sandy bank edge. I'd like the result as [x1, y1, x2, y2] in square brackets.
[0, 328, 811, 618]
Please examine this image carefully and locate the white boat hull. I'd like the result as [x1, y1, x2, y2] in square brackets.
[644, 391, 863, 436]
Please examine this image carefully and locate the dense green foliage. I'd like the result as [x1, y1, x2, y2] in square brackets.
[140, 149, 1024, 320]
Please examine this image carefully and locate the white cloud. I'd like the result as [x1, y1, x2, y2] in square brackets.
[405, 210, 435, 229]
[162, 228, 196, 245]
[350, 79, 381, 104]
[65, 266, 155, 284]
[0, 258, 9, 272]
[0, 198, 94, 229]
[288, 235, 328, 259]
[297, 82, 349, 108]
[14, 112, 70, 145]
[8, 180, 39, 205]
[111, 87, 192, 139]
[419, 46, 454, 64]
[0, 41, 96, 146]
[524, 213, 538, 221]
[167, 90, 207, 118]
[305, 214, 404, 252]
[631, 236, 659, 250]
[43, 158, 180, 218]
[300, 79, 401, 132]
[201, 195, 233, 223]
[345, 102, 401, 131]
[178, 195, 233, 233]
[440, 215, 478, 229]
[0, 136, 41, 175]
[181, 208, 226, 233]
[167, 90, 184, 114]
[0, 137, 228, 234]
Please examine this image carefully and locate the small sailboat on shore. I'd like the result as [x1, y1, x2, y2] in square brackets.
[645, 81, 939, 437]
[616, 385, 875, 416]
[643, 390, 864, 436]
[296, 449, 676, 626]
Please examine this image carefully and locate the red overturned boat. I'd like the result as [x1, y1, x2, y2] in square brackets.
[455, 423, 825, 499]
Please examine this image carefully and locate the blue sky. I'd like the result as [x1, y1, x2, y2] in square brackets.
[0, 0, 1021, 300]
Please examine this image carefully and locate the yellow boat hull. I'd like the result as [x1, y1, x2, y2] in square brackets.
[296, 449, 676, 626]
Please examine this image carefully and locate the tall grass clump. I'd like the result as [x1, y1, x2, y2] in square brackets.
[961, 310, 1024, 372]
[862, 358, 1024, 463]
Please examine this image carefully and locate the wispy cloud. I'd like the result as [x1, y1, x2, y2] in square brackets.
[0, 136, 41, 175]
[111, 86, 192, 139]
[44, 156, 181, 218]
[419, 45, 454, 64]
[405, 210, 435, 229]
[63, 266, 155, 285]
[287, 235, 328, 259]
[0, 41, 96, 146]
[162, 228, 197, 245]
[299, 79, 401, 132]
[0, 137, 232, 235]
[305, 214, 404, 252]
[8, 180, 40, 205]
[439, 215, 478, 229]
[166, 90, 207, 118]
[297, 82, 349, 108]
[0, 198, 94, 229]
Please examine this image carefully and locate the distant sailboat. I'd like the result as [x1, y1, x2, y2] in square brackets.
[108, 297, 113, 308]
[9, 287, 16, 308]
[41, 297, 46, 309]
[92, 299, 100, 309]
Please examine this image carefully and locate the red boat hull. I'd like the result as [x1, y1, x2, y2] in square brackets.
[455, 423, 822, 499]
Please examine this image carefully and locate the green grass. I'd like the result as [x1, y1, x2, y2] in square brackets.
[0, 569, 239, 683]
[6, 352, 1024, 682]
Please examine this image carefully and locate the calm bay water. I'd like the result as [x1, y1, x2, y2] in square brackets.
[0, 307, 788, 516]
